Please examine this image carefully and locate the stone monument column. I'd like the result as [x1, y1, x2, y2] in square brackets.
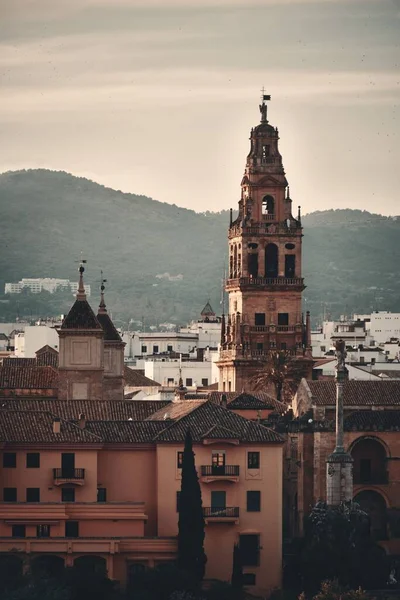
[326, 339, 353, 506]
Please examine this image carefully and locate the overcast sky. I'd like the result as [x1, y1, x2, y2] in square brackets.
[1, 0, 399, 215]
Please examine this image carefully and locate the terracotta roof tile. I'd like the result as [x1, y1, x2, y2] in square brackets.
[344, 410, 400, 431]
[36, 346, 59, 367]
[307, 380, 400, 407]
[60, 299, 102, 330]
[124, 366, 160, 387]
[0, 366, 58, 389]
[0, 411, 102, 444]
[146, 400, 206, 421]
[2, 358, 36, 367]
[0, 398, 171, 420]
[153, 401, 284, 443]
[85, 420, 169, 443]
[208, 391, 286, 412]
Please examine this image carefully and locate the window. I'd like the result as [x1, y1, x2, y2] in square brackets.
[201, 378, 208, 387]
[239, 534, 259, 566]
[26, 453, 40, 468]
[185, 378, 193, 387]
[247, 491, 261, 512]
[176, 491, 181, 512]
[97, 488, 107, 502]
[153, 345, 159, 354]
[3, 452, 16, 468]
[255, 313, 265, 326]
[37, 524, 50, 538]
[61, 487, 75, 502]
[141, 345, 147, 353]
[12, 525, 26, 538]
[167, 345, 173, 352]
[256, 343, 264, 351]
[262, 145, 270, 159]
[26, 488, 40, 502]
[247, 452, 260, 469]
[278, 313, 289, 326]
[284, 255, 296, 278]
[242, 573, 256, 586]
[177, 451, 184, 469]
[3, 488, 17, 502]
[167, 378, 174, 386]
[65, 521, 79, 538]
[280, 342, 287, 351]
[212, 452, 225, 469]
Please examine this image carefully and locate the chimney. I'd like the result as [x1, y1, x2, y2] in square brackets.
[78, 413, 86, 429]
[221, 394, 227, 409]
[53, 418, 61, 434]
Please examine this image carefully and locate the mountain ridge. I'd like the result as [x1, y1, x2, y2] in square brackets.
[0, 169, 399, 325]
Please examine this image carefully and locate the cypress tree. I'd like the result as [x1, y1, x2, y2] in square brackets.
[177, 428, 207, 581]
[231, 543, 243, 590]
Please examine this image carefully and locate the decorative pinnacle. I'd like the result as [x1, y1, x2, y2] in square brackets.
[98, 270, 108, 314]
[75, 253, 87, 300]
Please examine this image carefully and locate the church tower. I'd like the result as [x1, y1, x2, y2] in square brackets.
[218, 95, 310, 392]
[96, 276, 125, 400]
[58, 263, 104, 401]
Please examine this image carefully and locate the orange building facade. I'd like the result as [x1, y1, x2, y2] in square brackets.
[0, 270, 285, 597]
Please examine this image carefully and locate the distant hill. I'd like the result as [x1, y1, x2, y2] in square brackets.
[0, 169, 399, 326]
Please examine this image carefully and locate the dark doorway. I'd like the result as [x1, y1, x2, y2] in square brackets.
[265, 244, 278, 278]
[285, 255, 296, 278]
[354, 490, 387, 540]
[31, 555, 65, 578]
[262, 195, 275, 215]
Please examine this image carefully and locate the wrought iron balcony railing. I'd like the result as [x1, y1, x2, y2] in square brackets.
[201, 465, 240, 477]
[53, 468, 85, 480]
[203, 507, 239, 518]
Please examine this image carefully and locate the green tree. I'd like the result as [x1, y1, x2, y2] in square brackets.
[231, 544, 243, 591]
[252, 350, 309, 402]
[295, 501, 389, 593]
[177, 429, 206, 582]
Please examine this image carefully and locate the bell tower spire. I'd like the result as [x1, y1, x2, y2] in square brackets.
[217, 97, 311, 392]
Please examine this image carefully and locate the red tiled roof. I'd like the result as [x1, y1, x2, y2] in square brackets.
[2, 358, 36, 367]
[0, 398, 171, 421]
[124, 366, 160, 387]
[208, 391, 286, 412]
[153, 401, 284, 443]
[0, 366, 58, 389]
[344, 410, 400, 431]
[0, 411, 102, 444]
[306, 380, 400, 407]
[146, 400, 206, 421]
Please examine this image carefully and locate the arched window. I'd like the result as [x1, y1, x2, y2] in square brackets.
[285, 255, 296, 278]
[354, 490, 387, 540]
[351, 437, 387, 484]
[248, 253, 258, 278]
[262, 195, 275, 215]
[233, 245, 238, 278]
[265, 243, 278, 278]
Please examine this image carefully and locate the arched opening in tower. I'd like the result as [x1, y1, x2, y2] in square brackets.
[285, 255, 296, 278]
[262, 195, 275, 215]
[248, 253, 258, 278]
[265, 244, 278, 278]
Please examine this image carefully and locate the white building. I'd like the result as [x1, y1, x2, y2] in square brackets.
[14, 325, 59, 358]
[144, 358, 214, 388]
[369, 311, 400, 345]
[5, 278, 91, 296]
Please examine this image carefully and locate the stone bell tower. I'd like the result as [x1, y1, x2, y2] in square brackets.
[217, 95, 311, 392]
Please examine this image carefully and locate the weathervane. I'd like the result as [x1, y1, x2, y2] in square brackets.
[74, 252, 87, 298]
[98, 269, 108, 312]
[259, 87, 271, 123]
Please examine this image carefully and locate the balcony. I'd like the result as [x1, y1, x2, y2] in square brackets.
[200, 465, 240, 483]
[53, 468, 85, 486]
[203, 507, 239, 524]
[226, 276, 304, 291]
